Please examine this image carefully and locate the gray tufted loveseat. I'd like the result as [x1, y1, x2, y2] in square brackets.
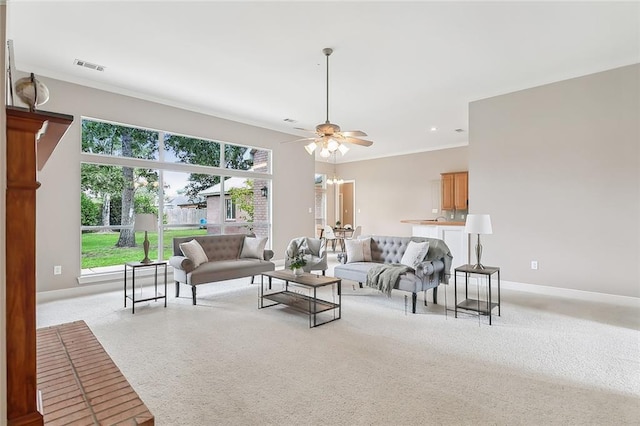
[169, 234, 275, 305]
[334, 235, 452, 313]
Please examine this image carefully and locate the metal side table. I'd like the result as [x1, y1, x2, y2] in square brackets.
[124, 261, 168, 314]
[454, 264, 500, 325]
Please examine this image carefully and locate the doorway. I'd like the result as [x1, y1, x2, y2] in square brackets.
[339, 181, 355, 227]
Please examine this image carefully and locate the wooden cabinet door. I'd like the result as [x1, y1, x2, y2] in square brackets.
[441, 173, 454, 210]
[454, 172, 468, 210]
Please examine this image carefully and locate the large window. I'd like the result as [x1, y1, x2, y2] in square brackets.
[80, 118, 271, 274]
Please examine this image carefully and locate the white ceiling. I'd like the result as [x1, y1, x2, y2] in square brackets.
[6, 1, 640, 163]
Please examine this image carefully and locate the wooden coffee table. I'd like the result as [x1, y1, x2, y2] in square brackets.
[259, 270, 341, 327]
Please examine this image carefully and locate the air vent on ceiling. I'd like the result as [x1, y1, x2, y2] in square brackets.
[455, 128, 465, 133]
[283, 118, 297, 123]
[74, 59, 105, 72]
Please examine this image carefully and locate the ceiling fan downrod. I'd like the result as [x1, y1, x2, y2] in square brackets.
[323, 47, 333, 124]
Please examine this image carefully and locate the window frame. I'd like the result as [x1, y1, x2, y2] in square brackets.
[79, 118, 272, 278]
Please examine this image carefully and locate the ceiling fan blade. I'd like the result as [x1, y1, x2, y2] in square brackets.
[341, 130, 368, 137]
[281, 137, 316, 144]
[293, 127, 318, 133]
[344, 137, 373, 147]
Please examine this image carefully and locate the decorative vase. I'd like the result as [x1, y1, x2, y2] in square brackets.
[293, 267, 304, 277]
[15, 73, 50, 111]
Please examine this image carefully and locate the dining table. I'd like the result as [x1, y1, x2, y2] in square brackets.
[332, 227, 354, 252]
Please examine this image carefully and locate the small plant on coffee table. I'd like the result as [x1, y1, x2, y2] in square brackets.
[289, 252, 307, 270]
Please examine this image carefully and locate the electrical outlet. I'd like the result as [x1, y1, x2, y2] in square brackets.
[531, 261, 538, 270]
[450, 214, 454, 219]
[431, 208, 438, 214]
[358, 209, 361, 213]
[308, 207, 312, 213]
[54, 265, 62, 275]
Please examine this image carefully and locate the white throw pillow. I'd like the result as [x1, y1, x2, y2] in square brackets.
[345, 238, 372, 263]
[400, 241, 430, 269]
[179, 239, 209, 268]
[240, 236, 268, 260]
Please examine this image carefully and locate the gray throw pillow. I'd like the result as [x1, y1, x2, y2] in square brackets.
[179, 239, 209, 268]
[345, 238, 372, 263]
[241, 236, 268, 260]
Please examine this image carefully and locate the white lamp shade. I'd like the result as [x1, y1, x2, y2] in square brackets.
[133, 213, 157, 232]
[465, 214, 492, 235]
[337, 143, 349, 155]
[304, 142, 317, 155]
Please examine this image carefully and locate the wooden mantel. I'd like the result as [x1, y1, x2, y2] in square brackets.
[5, 106, 73, 425]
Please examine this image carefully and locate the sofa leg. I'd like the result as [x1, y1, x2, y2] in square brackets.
[412, 293, 417, 314]
[433, 286, 438, 305]
[175, 281, 180, 297]
[251, 275, 255, 284]
[191, 286, 197, 305]
[424, 290, 428, 306]
[322, 270, 325, 276]
[358, 282, 363, 289]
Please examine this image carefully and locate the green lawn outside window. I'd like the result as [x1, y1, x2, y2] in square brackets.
[81, 228, 207, 268]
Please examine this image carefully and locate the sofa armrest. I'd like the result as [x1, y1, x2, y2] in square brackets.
[169, 255, 196, 273]
[263, 250, 274, 261]
[414, 260, 435, 278]
[415, 259, 445, 281]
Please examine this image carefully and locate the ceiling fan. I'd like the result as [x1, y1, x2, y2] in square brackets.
[286, 47, 373, 157]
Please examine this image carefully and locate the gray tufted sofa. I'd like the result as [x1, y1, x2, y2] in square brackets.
[334, 235, 452, 313]
[169, 234, 275, 305]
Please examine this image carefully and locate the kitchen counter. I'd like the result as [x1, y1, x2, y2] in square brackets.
[401, 219, 465, 226]
[403, 220, 469, 268]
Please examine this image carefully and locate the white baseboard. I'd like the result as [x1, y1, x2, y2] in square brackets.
[37, 281, 124, 304]
[501, 280, 639, 307]
[38, 270, 175, 304]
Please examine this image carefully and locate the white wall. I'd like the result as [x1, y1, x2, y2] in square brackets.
[469, 64, 639, 298]
[26, 75, 315, 293]
[331, 147, 468, 237]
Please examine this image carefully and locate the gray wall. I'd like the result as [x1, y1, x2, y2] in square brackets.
[27, 75, 315, 293]
[329, 146, 469, 237]
[469, 64, 639, 298]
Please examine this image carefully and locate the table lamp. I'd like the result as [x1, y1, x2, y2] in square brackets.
[133, 213, 157, 264]
[464, 214, 493, 269]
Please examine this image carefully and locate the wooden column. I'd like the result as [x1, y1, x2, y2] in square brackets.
[5, 107, 72, 426]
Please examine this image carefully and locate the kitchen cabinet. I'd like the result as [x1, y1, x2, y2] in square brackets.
[441, 171, 468, 210]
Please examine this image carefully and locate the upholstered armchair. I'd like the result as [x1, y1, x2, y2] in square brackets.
[285, 237, 328, 275]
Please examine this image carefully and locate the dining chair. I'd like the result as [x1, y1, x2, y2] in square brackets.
[349, 225, 362, 240]
[323, 225, 338, 251]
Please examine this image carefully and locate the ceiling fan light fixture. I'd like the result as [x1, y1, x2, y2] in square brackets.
[304, 142, 317, 155]
[327, 138, 339, 152]
[337, 143, 349, 155]
[320, 147, 331, 158]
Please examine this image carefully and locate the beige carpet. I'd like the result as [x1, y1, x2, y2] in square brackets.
[37, 271, 639, 425]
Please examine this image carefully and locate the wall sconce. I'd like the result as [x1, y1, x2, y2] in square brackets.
[261, 186, 268, 198]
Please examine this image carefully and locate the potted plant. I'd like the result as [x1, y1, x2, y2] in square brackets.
[288, 252, 307, 277]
